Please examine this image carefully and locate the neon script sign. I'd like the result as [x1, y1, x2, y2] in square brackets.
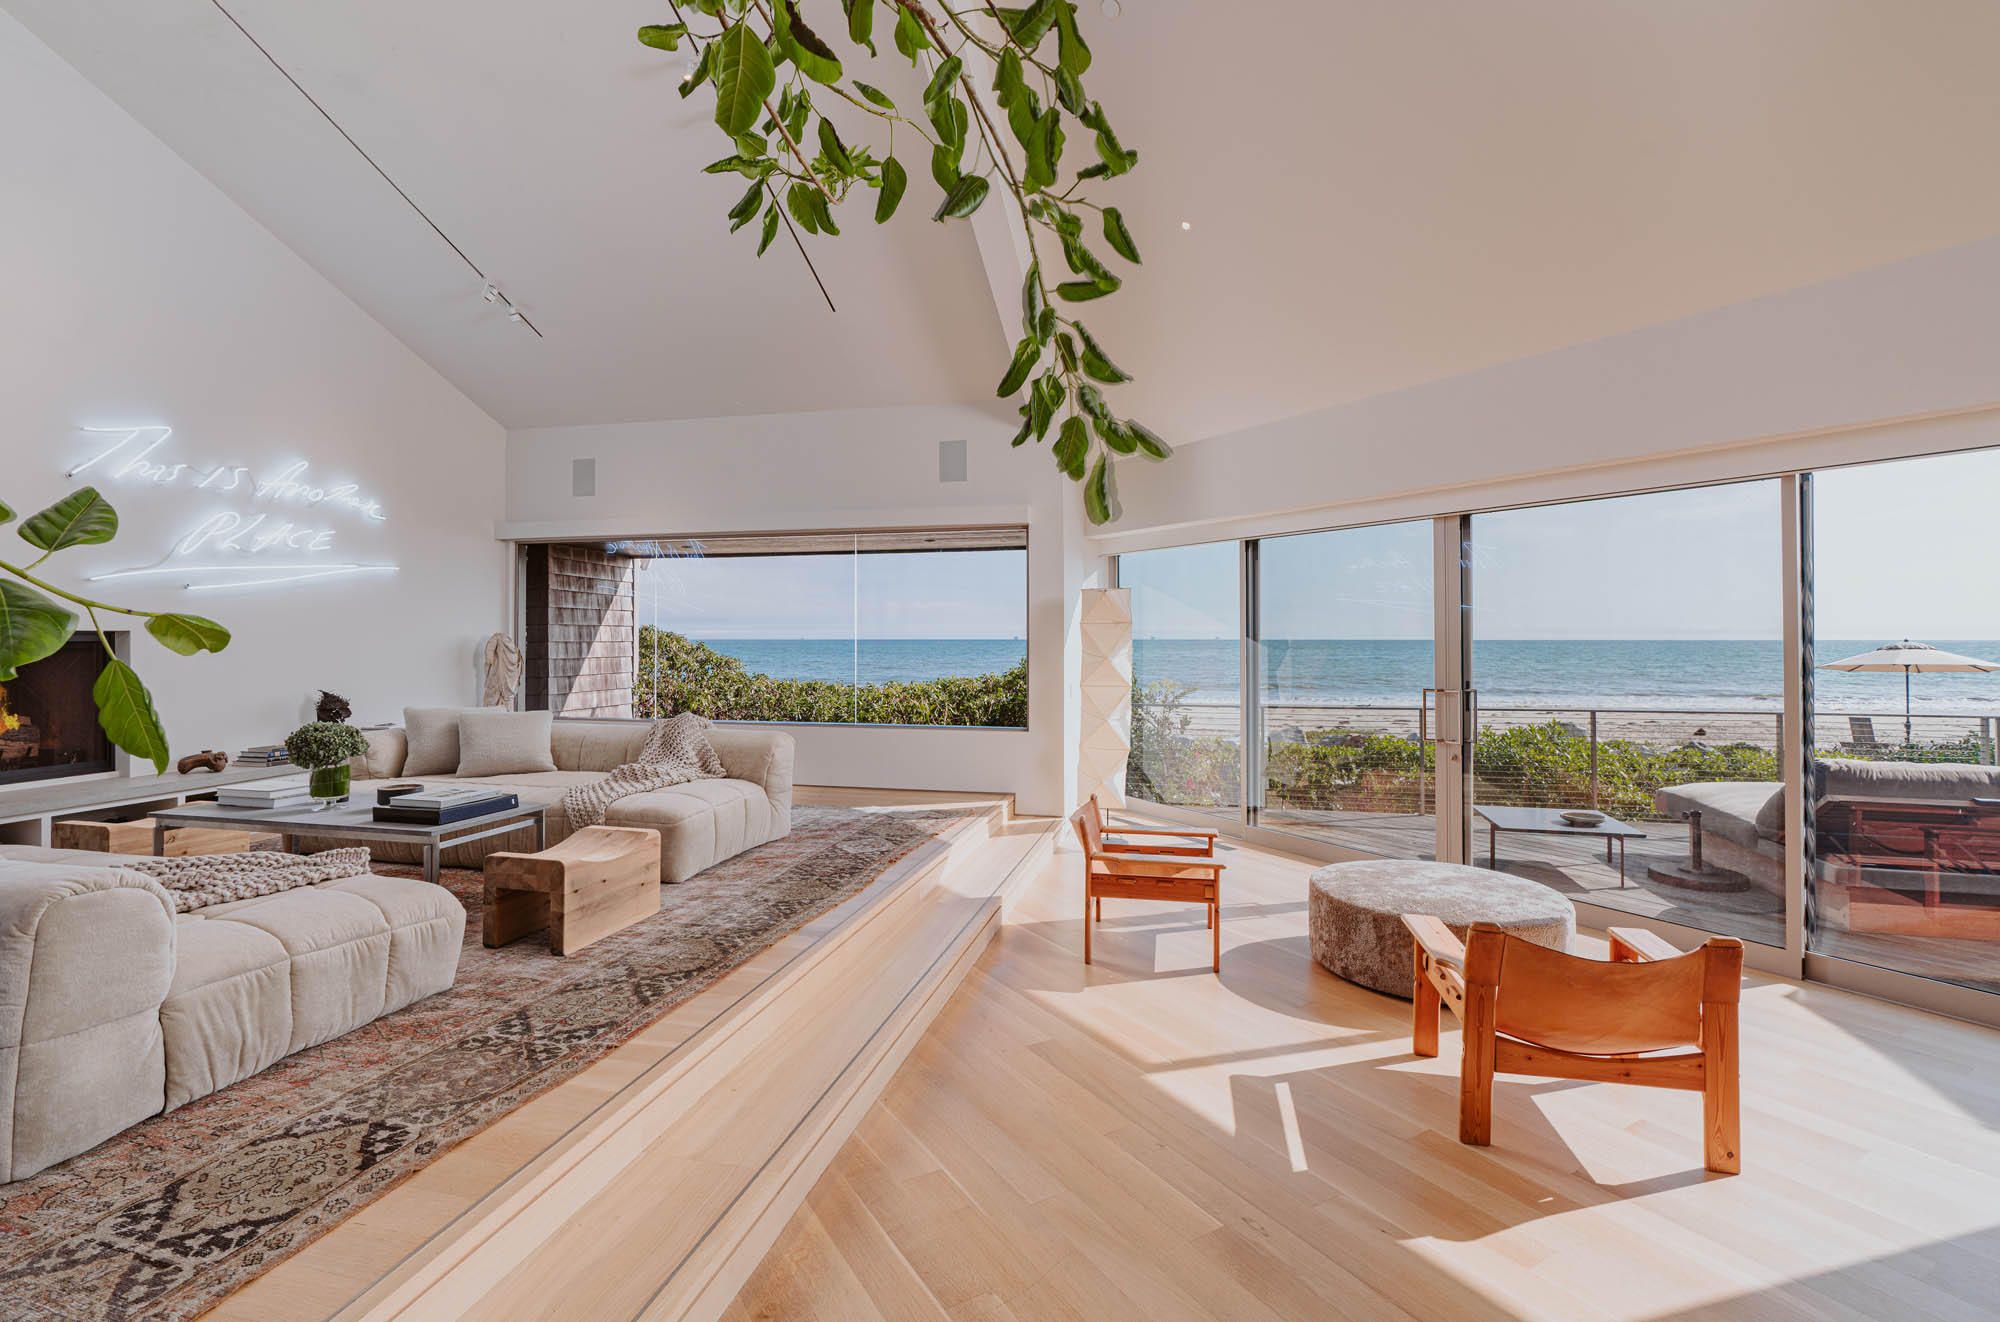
[69, 425, 398, 592]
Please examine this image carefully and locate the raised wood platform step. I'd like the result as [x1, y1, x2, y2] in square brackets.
[240, 792, 1058, 1322]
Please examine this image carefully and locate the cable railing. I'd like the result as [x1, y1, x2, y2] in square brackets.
[1128, 695, 2000, 822]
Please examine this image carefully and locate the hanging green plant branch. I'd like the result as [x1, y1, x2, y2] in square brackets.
[0, 487, 231, 773]
[638, 0, 1169, 524]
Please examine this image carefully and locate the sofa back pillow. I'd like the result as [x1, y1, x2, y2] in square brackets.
[403, 706, 501, 777]
[457, 709, 558, 777]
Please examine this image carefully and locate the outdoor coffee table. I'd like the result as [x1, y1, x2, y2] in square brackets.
[148, 790, 547, 886]
[1474, 806, 1646, 886]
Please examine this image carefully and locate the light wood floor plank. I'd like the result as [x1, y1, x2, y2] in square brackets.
[731, 821, 2000, 1322]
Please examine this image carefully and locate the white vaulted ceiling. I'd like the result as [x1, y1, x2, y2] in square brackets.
[11, 1, 2000, 443]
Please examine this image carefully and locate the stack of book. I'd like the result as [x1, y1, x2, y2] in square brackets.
[216, 775, 314, 811]
[374, 786, 520, 826]
[237, 744, 291, 766]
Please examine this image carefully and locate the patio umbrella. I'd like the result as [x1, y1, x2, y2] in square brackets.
[1818, 640, 2000, 746]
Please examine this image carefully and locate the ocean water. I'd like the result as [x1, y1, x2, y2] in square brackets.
[1139, 638, 2000, 713]
[692, 636, 2000, 714]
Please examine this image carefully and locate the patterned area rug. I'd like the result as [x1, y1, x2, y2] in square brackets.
[0, 804, 978, 1322]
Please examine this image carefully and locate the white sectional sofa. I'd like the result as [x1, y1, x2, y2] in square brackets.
[344, 719, 796, 883]
[0, 844, 463, 1183]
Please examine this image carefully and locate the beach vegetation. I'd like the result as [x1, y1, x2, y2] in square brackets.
[633, 627, 1027, 727]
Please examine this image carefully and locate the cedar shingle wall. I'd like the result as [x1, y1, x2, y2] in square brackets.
[525, 545, 634, 719]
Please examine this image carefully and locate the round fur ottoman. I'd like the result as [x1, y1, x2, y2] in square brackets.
[1307, 860, 1575, 997]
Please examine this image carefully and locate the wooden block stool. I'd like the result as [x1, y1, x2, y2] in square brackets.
[483, 825, 661, 956]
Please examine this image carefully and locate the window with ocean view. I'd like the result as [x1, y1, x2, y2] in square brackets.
[523, 530, 1028, 728]
[1808, 451, 2000, 995]
[1256, 520, 1435, 856]
[1120, 541, 1241, 816]
[1469, 481, 1786, 945]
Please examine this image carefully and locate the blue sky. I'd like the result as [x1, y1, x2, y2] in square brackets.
[1124, 448, 2000, 643]
[635, 549, 1027, 639]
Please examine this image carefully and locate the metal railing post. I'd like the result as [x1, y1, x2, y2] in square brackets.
[1588, 709, 1600, 808]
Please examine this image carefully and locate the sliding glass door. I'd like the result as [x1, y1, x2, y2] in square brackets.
[1255, 521, 1436, 857]
[1465, 481, 1787, 945]
[1120, 542, 1241, 819]
[1111, 447, 2000, 1012]
[1808, 451, 2000, 995]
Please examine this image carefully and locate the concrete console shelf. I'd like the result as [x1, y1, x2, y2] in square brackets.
[0, 765, 301, 848]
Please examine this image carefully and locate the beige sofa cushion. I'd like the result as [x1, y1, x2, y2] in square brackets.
[602, 778, 782, 883]
[457, 709, 557, 777]
[403, 706, 500, 776]
[0, 858, 176, 1183]
[354, 725, 409, 780]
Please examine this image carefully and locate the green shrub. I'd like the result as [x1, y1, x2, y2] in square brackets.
[632, 628, 1027, 727]
[1127, 682, 1791, 821]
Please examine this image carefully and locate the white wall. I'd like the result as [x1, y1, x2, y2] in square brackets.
[0, 14, 507, 770]
[505, 405, 1095, 816]
[1101, 235, 2000, 549]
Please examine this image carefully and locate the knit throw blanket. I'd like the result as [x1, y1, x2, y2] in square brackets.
[129, 847, 374, 913]
[563, 712, 726, 831]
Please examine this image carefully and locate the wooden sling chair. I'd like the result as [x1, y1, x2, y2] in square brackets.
[1403, 916, 1744, 1174]
[1069, 795, 1226, 971]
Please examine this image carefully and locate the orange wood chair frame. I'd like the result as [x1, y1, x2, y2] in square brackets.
[1069, 795, 1226, 971]
[1404, 916, 1744, 1174]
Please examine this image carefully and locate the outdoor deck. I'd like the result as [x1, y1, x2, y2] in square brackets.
[1201, 807, 2000, 992]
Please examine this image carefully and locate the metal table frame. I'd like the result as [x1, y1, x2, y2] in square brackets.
[1473, 806, 1647, 886]
[148, 798, 548, 885]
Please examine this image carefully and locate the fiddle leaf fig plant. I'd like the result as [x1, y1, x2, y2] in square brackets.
[0, 487, 231, 773]
[638, 0, 1169, 523]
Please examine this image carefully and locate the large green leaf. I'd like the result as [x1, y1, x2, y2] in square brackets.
[1054, 1, 1091, 74]
[757, 201, 781, 255]
[772, 0, 842, 84]
[817, 117, 853, 174]
[1073, 322, 1131, 382]
[996, 335, 1041, 397]
[145, 612, 232, 656]
[712, 21, 776, 137]
[1102, 206, 1141, 263]
[893, 6, 929, 63]
[19, 487, 117, 554]
[728, 180, 764, 231]
[843, 0, 875, 54]
[1094, 415, 1138, 454]
[637, 23, 687, 51]
[93, 656, 169, 775]
[1021, 263, 1045, 332]
[854, 80, 895, 110]
[993, 48, 1026, 109]
[874, 155, 907, 223]
[1127, 421, 1172, 460]
[0, 579, 75, 682]
[933, 174, 990, 221]
[786, 181, 822, 234]
[680, 43, 714, 98]
[1004, 0, 1059, 49]
[1053, 416, 1089, 479]
[923, 55, 963, 112]
[1083, 454, 1114, 525]
[1055, 278, 1116, 302]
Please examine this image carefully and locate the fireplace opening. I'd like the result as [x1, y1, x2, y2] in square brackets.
[0, 635, 117, 786]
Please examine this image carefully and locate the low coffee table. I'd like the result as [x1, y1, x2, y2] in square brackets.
[1474, 805, 1646, 886]
[149, 790, 547, 885]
